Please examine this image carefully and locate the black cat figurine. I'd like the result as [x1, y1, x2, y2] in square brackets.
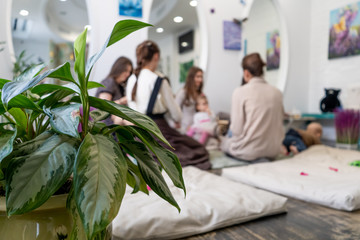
[320, 88, 342, 113]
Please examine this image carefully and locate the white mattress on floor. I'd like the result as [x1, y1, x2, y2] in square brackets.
[112, 166, 287, 240]
[222, 145, 360, 211]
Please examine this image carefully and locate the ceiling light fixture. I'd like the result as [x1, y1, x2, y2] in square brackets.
[181, 42, 189, 47]
[173, 16, 183, 23]
[189, 0, 198, 7]
[156, 28, 164, 33]
[19, 10, 29, 16]
[60, 0, 67, 2]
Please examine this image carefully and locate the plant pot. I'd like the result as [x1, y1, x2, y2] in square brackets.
[0, 194, 113, 240]
[0, 194, 72, 240]
[335, 143, 358, 151]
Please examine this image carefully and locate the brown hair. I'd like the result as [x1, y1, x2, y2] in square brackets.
[107, 56, 133, 80]
[241, 53, 266, 77]
[131, 40, 160, 101]
[183, 66, 203, 106]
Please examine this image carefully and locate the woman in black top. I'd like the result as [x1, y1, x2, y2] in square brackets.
[96, 56, 133, 125]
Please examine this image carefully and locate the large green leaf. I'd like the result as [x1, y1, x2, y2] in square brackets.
[127, 126, 185, 194]
[0, 78, 11, 89]
[0, 92, 40, 115]
[85, 20, 152, 77]
[44, 104, 81, 138]
[121, 140, 180, 211]
[2, 62, 73, 109]
[32, 81, 103, 96]
[14, 63, 44, 82]
[6, 133, 78, 216]
[89, 109, 110, 123]
[38, 89, 75, 108]
[0, 127, 17, 163]
[67, 188, 87, 240]
[125, 156, 149, 194]
[86, 96, 170, 147]
[32, 83, 77, 96]
[74, 133, 127, 239]
[47, 62, 76, 84]
[74, 29, 87, 88]
[8, 108, 27, 135]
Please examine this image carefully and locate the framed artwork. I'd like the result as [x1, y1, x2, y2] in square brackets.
[223, 21, 242, 50]
[328, 2, 360, 59]
[119, 0, 142, 18]
[179, 60, 194, 83]
[266, 30, 280, 70]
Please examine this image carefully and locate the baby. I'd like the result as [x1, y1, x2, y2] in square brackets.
[186, 95, 217, 144]
[282, 122, 323, 155]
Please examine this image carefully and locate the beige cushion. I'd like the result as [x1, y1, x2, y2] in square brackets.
[222, 145, 360, 211]
[113, 166, 287, 240]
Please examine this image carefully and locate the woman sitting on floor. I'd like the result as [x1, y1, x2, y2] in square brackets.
[221, 53, 285, 162]
[126, 40, 211, 170]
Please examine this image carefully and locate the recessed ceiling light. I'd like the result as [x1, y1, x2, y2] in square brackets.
[19, 10, 29, 16]
[60, 0, 67, 2]
[84, 25, 92, 30]
[173, 16, 183, 23]
[189, 0, 198, 7]
[181, 42, 189, 47]
[156, 28, 164, 33]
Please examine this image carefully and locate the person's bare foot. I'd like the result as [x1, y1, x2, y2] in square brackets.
[289, 145, 299, 155]
[280, 145, 288, 155]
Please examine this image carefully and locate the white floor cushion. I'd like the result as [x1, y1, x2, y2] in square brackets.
[112, 166, 287, 240]
[222, 145, 360, 211]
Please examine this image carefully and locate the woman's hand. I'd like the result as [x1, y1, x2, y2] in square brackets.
[115, 96, 128, 105]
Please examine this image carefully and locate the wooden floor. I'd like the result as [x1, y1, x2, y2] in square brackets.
[182, 170, 360, 240]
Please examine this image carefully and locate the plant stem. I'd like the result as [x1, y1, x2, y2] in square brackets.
[81, 88, 89, 139]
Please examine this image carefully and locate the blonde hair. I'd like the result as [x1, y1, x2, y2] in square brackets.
[195, 94, 208, 112]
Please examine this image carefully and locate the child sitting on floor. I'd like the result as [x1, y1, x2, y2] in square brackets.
[282, 122, 323, 155]
[186, 95, 217, 144]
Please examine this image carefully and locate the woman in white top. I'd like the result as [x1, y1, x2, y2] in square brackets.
[126, 40, 210, 170]
[176, 66, 205, 132]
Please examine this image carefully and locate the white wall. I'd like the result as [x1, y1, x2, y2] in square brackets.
[308, 0, 360, 113]
[198, 0, 244, 114]
[244, 0, 281, 87]
[0, 0, 15, 80]
[86, 0, 153, 95]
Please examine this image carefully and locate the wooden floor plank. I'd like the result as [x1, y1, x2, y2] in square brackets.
[183, 198, 360, 240]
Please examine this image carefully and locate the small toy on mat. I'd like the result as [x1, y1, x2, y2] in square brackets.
[350, 160, 360, 167]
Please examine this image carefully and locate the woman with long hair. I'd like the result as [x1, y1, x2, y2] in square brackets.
[126, 40, 210, 170]
[176, 66, 204, 132]
[96, 56, 133, 125]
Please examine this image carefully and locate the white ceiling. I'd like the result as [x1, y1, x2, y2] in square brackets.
[11, 0, 197, 43]
[149, 0, 198, 39]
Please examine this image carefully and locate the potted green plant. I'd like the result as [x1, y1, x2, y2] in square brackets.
[0, 20, 185, 240]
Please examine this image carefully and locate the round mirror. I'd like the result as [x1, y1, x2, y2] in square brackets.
[241, 0, 288, 91]
[11, 0, 89, 79]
